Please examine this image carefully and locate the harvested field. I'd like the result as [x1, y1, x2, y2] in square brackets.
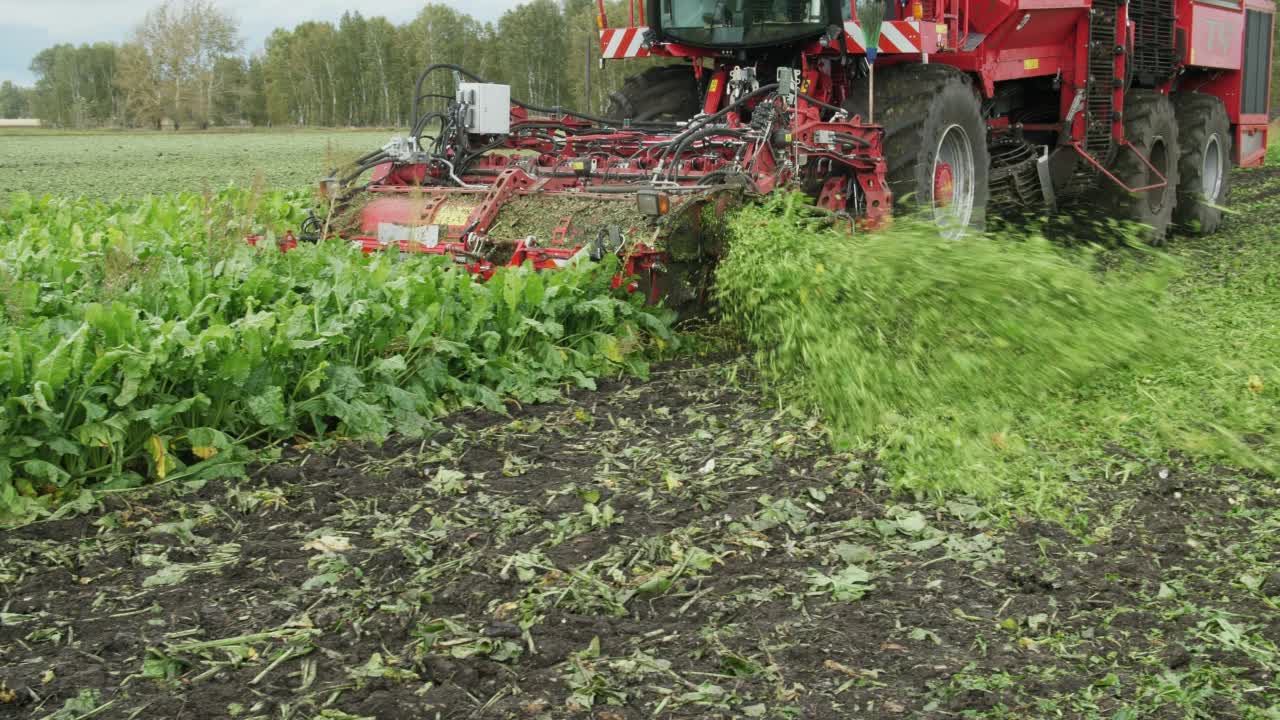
[3, 353, 1279, 718]
[1, 145, 1279, 720]
[0, 129, 391, 199]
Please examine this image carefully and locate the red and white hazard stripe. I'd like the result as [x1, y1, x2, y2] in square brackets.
[599, 27, 652, 59]
[843, 19, 945, 54]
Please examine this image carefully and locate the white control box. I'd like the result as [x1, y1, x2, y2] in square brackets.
[456, 83, 511, 135]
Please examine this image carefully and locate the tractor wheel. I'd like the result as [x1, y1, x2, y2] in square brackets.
[843, 64, 989, 237]
[1109, 91, 1180, 244]
[1173, 93, 1231, 235]
[605, 65, 702, 122]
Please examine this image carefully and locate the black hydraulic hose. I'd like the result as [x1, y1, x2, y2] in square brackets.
[457, 137, 510, 174]
[656, 83, 780, 172]
[661, 128, 750, 181]
[829, 132, 870, 147]
[341, 152, 390, 184]
[798, 92, 844, 116]
[411, 63, 487, 130]
[670, 84, 780, 141]
[666, 127, 749, 155]
[328, 147, 386, 178]
[411, 111, 446, 141]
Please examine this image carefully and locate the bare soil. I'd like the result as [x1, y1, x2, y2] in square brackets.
[3, 165, 1279, 719]
[2, 355, 1277, 719]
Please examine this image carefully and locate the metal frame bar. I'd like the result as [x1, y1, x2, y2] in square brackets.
[1070, 140, 1169, 193]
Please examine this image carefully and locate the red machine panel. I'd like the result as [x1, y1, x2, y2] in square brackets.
[1185, 1, 1245, 69]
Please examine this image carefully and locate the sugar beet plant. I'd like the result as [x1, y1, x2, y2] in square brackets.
[0, 191, 674, 521]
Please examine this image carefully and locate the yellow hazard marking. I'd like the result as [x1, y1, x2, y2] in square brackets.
[708, 78, 719, 92]
[1024, 58, 1040, 70]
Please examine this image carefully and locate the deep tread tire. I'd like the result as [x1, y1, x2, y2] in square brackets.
[843, 64, 989, 234]
[605, 65, 701, 122]
[1173, 92, 1231, 235]
[1109, 91, 1180, 245]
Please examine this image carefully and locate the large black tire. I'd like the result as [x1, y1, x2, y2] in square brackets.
[1173, 92, 1232, 235]
[604, 65, 702, 122]
[1109, 91, 1180, 244]
[842, 64, 989, 236]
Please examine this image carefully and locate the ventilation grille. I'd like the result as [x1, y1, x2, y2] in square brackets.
[1130, 0, 1178, 81]
[1242, 10, 1273, 115]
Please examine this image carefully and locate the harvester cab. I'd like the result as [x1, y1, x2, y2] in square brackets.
[652, 0, 839, 48]
[260, 0, 1274, 305]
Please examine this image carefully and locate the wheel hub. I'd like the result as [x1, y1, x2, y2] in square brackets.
[933, 162, 955, 207]
[1202, 134, 1223, 202]
[931, 124, 975, 238]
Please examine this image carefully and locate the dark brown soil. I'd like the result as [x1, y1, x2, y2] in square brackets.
[2, 355, 1277, 720]
[3, 164, 1279, 720]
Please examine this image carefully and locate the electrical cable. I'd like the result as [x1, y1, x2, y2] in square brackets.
[409, 62, 681, 135]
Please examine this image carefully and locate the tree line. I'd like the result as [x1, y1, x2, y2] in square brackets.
[12, 0, 1280, 128]
[12, 0, 656, 129]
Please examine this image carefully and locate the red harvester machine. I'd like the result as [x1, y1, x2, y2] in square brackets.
[264, 0, 1274, 305]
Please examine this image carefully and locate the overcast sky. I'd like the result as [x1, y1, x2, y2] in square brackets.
[0, 0, 516, 85]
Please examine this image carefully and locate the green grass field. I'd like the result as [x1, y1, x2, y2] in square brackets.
[0, 131, 1277, 719]
[0, 129, 393, 199]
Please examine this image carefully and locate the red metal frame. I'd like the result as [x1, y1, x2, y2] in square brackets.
[258, 0, 1274, 301]
[598, 0, 1272, 169]
[1070, 141, 1169, 193]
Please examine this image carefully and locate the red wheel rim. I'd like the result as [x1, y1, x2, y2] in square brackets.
[933, 162, 955, 207]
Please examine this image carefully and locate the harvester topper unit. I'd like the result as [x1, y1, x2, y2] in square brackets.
[263, 0, 1274, 305]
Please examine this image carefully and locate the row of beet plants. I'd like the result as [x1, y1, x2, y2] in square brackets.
[0, 191, 673, 521]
